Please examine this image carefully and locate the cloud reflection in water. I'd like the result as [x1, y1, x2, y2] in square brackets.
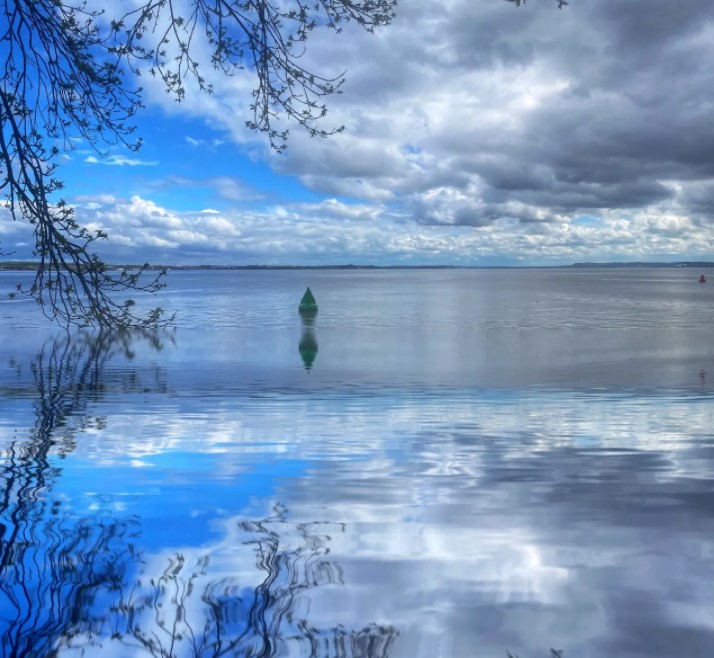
[0, 331, 396, 658]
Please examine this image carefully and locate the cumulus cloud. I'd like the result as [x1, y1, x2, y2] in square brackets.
[64, 192, 714, 265]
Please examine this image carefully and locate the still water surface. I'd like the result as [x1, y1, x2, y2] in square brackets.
[1, 268, 714, 657]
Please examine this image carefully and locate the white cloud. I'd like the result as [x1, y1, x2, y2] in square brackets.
[85, 154, 159, 167]
[69, 192, 714, 265]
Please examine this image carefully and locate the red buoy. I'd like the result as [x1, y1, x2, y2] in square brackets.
[700, 274, 707, 283]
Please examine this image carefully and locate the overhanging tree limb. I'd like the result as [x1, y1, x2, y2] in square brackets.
[0, 0, 396, 328]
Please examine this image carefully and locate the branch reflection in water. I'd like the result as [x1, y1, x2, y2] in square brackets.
[110, 505, 397, 658]
[0, 330, 396, 657]
[0, 329, 168, 657]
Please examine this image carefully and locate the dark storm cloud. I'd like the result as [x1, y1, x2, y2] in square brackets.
[504, 0, 714, 210]
[591, 0, 711, 58]
[471, 159, 551, 193]
[495, 180, 673, 212]
[678, 181, 714, 217]
[447, 4, 540, 70]
[458, 0, 714, 218]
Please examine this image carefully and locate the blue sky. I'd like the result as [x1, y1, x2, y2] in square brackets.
[61, 111, 323, 212]
[3, 0, 714, 266]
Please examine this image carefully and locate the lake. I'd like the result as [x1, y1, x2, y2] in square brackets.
[1, 267, 714, 658]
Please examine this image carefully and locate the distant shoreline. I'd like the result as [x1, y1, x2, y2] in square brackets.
[1, 261, 713, 272]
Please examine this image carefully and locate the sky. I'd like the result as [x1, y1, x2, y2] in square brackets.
[4, 0, 714, 266]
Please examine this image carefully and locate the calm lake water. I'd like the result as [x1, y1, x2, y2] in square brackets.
[1, 268, 714, 658]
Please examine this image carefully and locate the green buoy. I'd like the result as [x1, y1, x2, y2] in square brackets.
[298, 287, 318, 314]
